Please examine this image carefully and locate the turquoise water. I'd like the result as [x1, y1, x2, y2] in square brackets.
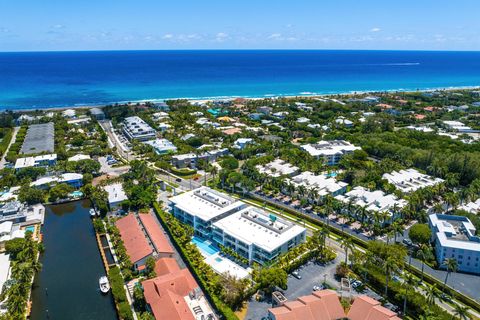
[326, 172, 338, 178]
[25, 226, 35, 233]
[2, 50, 480, 109]
[70, 191, 84, 198]
[191, 236, 219, 256]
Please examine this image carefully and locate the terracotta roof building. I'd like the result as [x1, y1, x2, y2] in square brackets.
[268, 290, 400, 320]
[138, 212, 175, 258]
[115, 214, 153, 270]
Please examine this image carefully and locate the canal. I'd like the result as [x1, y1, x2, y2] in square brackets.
[30, 200, 118, 320]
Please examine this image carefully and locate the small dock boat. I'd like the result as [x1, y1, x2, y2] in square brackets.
[89, 208, 97, 217]
[99, 276, 110, 294]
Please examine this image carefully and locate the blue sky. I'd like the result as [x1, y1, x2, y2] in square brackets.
[1, 0, 480, 51]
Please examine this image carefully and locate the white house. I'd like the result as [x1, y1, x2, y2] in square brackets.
[382, 169, 444, 193]
[104, 183, 128, 210]
[302, 140, 360, 165]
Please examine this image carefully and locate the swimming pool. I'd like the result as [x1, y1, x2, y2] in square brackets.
[70, 191, 84, 198]
[325, 172, 338, 178]
[25, 226, 35, 233]
[191, 236, 220, 256]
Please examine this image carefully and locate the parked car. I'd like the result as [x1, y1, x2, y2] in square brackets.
[313, 284, 325, 291]
[440, 294, 452, 302]
[402, 238, 413, 246]
[352, 280, 363, 289]
[176, 178, 182, 182]
[292, 271, 302, 279]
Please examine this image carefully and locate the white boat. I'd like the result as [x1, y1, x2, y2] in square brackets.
[89, 208, 97, 217]
[99, 276, 110, 294]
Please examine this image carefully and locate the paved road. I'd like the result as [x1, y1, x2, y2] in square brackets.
[0, 126, 19, 169]
[247, 191, 480, 303]
[98, 120, 134, 162]
[98, 156, 130, 176]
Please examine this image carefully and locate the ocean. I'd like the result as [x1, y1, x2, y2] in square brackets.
[1, 50, 480, 110]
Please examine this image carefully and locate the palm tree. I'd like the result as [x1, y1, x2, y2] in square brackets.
[417, 244, 429, 282]
[452, 304, 470, 320]
[340, 236, 354, 266]
[392, 221, 404, 243]
[402, 274, 416, 316]
[383, 256, 399, 297]
[425, 284, 437, 305]
[442, 258, 458, 293]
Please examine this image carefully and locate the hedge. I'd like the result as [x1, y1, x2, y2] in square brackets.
[243, 191, 480, 314]
[169, 167, 197, 176]
[108, 266, 134, 320]
[153, 202, 238, 320]
[0, 127, 13, 157]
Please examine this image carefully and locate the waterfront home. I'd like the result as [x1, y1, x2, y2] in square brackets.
[429, 214, 480, 275]
[30, 173, 83, 189]
[62, 109, 76, 118]
[0, 202, 45, 224]
[382, 168, 444, 193]
[123, 116, 157, 141]
[0, 221, 25, 250]
[14, 154, 57, 171]
[268, 289, 400, 320]
[301, 140, 360, 165]
[142, 257, 216, 320]
[138, 212, 175, 259]
[115, 214, 154, 271]
[104, 183, 128, 210]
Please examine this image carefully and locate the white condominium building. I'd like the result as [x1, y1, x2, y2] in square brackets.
[256, 159, 300, 178]
[14, 154, 57, 171]
[122, 116, 156, 141]
[286, 171, 347, 198]
[169, 187, 306, 264]
[382, 168, 444, 193]
[169, 187, 246, 239]
[335, 186, 407, 217]
[429, 214, 480, 275]
[301, 140, 360, 165]
[212, 206, 306, 264]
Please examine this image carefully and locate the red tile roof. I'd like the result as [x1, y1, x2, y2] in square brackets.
[142, 269, 199, 320]
[155, 257, 181, 276]
[138, 212, 174, 255]
[115, 214, 152, 264]
[268, 290, 399, 320]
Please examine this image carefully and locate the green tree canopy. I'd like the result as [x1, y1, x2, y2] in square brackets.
[409, 223, 432, 245]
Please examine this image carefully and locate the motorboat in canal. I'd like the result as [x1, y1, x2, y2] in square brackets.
[89, 208, 97, 217]
[99, 276, 110, 294]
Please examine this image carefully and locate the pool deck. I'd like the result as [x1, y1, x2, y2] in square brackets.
[191, 237, 251, 279]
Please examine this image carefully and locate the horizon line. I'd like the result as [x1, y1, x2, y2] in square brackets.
[2, 48, 480, 54]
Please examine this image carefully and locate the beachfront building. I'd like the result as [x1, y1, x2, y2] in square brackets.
[268, 289, 400, 320]
[212, 206, 306, 264]
[335, 187, 407, 224]
[169, 187, 246, 239]
[104, 183, 128, 210]
[62, 109, 76, 118]
[382, 168, 444, 193]
[30, 173, 83, 189]
[233, 138, 254, 150]
[256, 159, 300, 178]
[14, 154, 57, 171]
[428, 214, 480, 275]
[122, 116, 157, 141]
[301, 140, 360, 165]
[144, 138, 177, 155]
[171, 148, 228, 169]
[89, 107, 105, 120]
[0, 221, 25, 250]
[286, 171, 347, 202]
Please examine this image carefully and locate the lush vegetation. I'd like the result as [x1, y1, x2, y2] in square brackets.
[108, 266, 134, 320]
[1, 232, 41, 320]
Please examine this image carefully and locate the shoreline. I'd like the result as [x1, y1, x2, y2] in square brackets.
[2, 84, 480, 112]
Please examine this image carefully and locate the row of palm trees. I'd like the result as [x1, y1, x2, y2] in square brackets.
[1, 232, 41, 319]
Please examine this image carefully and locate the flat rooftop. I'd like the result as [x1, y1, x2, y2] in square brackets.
[170, 187, 244, 222]
[429, 214, 480, 251]
[383, 168, 444, 193]
[20, 122, 55, 155]
[213, 206, 306, 252]
[256, 159, 299, 177]
[301, 140, 360, 156]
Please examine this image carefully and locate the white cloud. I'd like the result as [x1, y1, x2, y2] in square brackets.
[52, 24, 65, 29]
[370, 27, 381, 32]
[268, 33, 282, 40]
[162, 34, 173, 40]
[215, 32, 229, 41]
